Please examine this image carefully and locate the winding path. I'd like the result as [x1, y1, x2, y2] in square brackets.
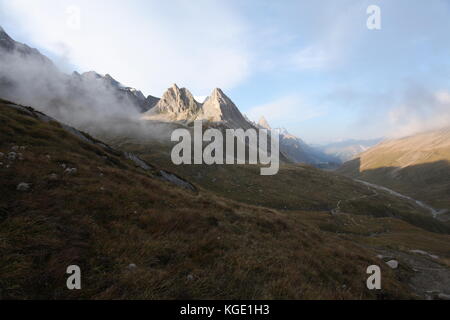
[354, 179, 447, 218]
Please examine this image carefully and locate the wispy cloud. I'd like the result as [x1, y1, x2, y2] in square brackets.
[291, 46, 332, 70]
[0, 0, 251, 96]
[387, 87, 450, 138]
[246, 94, 326, 125]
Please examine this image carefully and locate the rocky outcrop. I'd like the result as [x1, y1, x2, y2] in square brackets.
[144, 84, 201, 121]
[200, 88, 251, 129]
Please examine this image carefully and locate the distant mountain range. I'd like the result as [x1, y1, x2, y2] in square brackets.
[256, 117, 341, 168]
[317, 138, 383, 162]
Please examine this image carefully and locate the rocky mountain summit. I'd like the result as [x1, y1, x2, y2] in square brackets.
[143, 85, 250, 128]
[201, 88, 251, 129]
[145, 84, 201, 120]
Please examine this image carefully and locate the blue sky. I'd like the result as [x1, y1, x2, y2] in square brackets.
[1, 0, 450, 143]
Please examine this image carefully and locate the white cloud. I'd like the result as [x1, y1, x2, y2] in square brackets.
[387, 89, 450, 138]
[0, 0, 251, 96]
[247, 94, 326, 125]
[291, 46, 332, 70]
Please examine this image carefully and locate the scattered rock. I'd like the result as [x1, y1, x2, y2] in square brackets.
[48, 173, 58, 181]
[386, 260, 399, 269]
[45, 155, 51, 160]
[7, 152, 16, 160]
[17, 183, 30, 192]
[438, 293, 450, 300]
[64, 168, 77, 175]
[11, 146, 19, 151]
[19, 146, 26, 151]
[61, 163, 66, 169]
[127, 264, 137, 270]
[0, 152, 4, 158]
[187, 274, 194, 281]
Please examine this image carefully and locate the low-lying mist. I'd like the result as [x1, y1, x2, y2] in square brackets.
[0, 45, 171, 142]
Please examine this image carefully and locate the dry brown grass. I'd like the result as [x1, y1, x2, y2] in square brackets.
[0, 100, 447, 300]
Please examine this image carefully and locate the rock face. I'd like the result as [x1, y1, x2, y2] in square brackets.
[144, 84, 201, 120]
[200, 88, 251, 129]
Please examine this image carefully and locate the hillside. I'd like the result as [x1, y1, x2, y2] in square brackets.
[106, 125, 450, 235]
[337, 128, 450, 219]
[2, 98, 450, 300]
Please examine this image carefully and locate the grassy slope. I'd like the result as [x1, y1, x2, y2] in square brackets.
[110, 136, 450, 234]
[1, 99, 450, 300]
[337, 128, 450, 211]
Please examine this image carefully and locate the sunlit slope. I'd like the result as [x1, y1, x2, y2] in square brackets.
[338, 128, 450, 211]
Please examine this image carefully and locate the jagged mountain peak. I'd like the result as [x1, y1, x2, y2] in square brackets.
[144, 84, 201, 120]
[200, 88, 250, 128]
[258, 116, 271, 130]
